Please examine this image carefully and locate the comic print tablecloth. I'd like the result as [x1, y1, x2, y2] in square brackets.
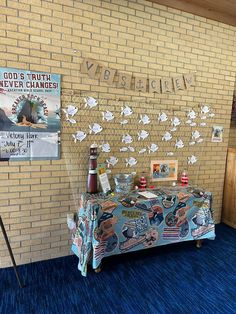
[71, 186, 215, 276]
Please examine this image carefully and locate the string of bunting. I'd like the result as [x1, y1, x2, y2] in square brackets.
[81, 58, 196, 94]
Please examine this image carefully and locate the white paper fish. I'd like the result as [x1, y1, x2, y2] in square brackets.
[170, 127, 177, 132]
[167, 152, 174, 156]
[189, 141, 196, 146]
[200, 122, 207, 126]
[89, 123, 103, 134]
[120, 119, 128, 125]
[190, 122, 197, 127]
[148, 143, 158, 153]
[209, 113, 215, 118]
[72, 131, 87, 143]
[186, 120, 192, 124]
[84, 96, 98, 108]
[126, 157, 137, 167]
[128, 146, 135, 152]
[201, 105, 210, 114]
[121, 105, 133, 116]
[162, 132, 172, 141]
[158, 112, 168, 123]
[197, 138, 204, 143]
[100, 143, 111, 153]
[175, 139, 184, 149]
[192, 130, 201, 140]
[188, 155, 197, 165]
[138, 130, 149, 141]
[139, 148, 146, 154]
[66, 117, 77, 124]
[187, 110, 197, 120]
[171, 117, 181, 127]
[201, 116, 207, 120]
[120, 147, 129, 152]
[106, 156, 118, 167]
[122, 134, 133, 144]
[62, 104, 78, 117]
[102, 110, 114, 121]
[139, 114, 150, 125]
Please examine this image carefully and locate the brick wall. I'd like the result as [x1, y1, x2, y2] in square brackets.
[1, 0, 236, 267]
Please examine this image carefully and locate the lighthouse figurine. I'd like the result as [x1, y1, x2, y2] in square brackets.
[87, 143, 98, 194]
[181, 170, 189, 186]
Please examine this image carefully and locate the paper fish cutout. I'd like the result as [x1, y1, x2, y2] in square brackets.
[122, 134, 133, 144]
[66, 117, 76, 124]
[120, 147, 129, 152]
[121, 105, 133, 116]
[175, 139, 184, 149]
[128, 146, 135, 152]
[120, 119, 128, 125]
[84, 96, 98, 108]
[171, 117, 181, 127]
[209, 113, 215, 118]
[200, 122, 207, 126]
[139, 148, 146, 154]
[192, 130, 201, 140]
[188, 155, 197, 165]
[101, 143, 111, 153]
[190, 122, 197, 127]
[62, 104, 78, 117]
[162, 132, 172, 141]
[102, 111, 114, 121]
[126, 157, 137, 167]
[201, 116, 207, 120]
[186, 120, 192, 124]
[72, 131, 87, 143]
[167, 152, 174, 156]
[89, 123, 103, 134]
[158, 112, 168, 123]
[106, 156, 118, 167]
[138, 130, 149, 141]
[148, 143, 158, 153]
[187, 110, 197, 120]
[189, 141, 196, 146]
[197, 138, 204, 143]
[201, 105, 210, 114]
[139, 114, 150, 125]
[170, 127, 177, 132]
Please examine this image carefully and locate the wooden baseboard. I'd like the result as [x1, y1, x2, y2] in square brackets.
[222, 219, 236, 229]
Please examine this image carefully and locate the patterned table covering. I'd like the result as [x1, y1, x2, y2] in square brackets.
[71, 186, 215, 276]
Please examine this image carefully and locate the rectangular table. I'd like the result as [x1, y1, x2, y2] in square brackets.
[71, 186, 215, 276]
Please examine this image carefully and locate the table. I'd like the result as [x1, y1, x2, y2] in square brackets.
[71, 186, 215, 276]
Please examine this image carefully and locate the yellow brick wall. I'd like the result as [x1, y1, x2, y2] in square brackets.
[1, 0, 236, 267]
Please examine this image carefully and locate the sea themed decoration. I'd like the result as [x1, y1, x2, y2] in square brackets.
[126, 157, 137, 167]
[189, 141, 196, 146]
[201, 105, 210, 115]
[138, 130, 149, 141]
[209, 113, 215, 118]
[187, 109, 197, 120]
[139, 148, 147, 154]
[84, 96, 98, 108]
[128, 146, 135, 152]
[148, 143, 158, 153]
[197, 138, 204, 143]
[89, 123, 103, 134]
[122, 134, 133, 144]
[192, 130, 201, 140]
[190, 122, 197, 127]
[188, 155, 197, 165]
[200, 116, 207, 120]
[106, 156, 118, 167]
[62, 104, 78, 117]
[158, 112, 168, 123]
[185, 120, 192, 124]
[120, 119, 128, 125]
[120, 147, 129, 152]
[102, 110, 114, 121]
[139, 114, 150, 125]
[171, 117, 181, 127]
[100, 143, 111, 153]
[200, 122, 207, 126]
[167, 152, 174, 156]
[162, 132, 172, 141]
[121, 105, 133, 116]
[72, 131, 87, 143]
[66, 117, 76, 124]
[175, 139, 184, 149]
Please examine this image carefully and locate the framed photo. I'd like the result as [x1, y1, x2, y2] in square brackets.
[211, 126, 223, 143]
[150, 160, 178, 182]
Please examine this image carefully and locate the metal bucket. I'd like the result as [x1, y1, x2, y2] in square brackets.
[113, 173, 134, 193]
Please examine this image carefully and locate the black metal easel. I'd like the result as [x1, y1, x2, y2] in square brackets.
[0, 215, 24, 288]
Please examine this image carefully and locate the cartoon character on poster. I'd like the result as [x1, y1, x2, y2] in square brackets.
[211, 126, 223, 142]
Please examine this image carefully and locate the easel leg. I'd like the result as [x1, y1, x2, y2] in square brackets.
[0, 216, 24, 288]
[196, 239, 203, 248]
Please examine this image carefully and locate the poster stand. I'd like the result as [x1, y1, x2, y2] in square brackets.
[0, 216, 24, 288]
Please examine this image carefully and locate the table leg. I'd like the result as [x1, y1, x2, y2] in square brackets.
[94, 265, 102, 273]
[196, 239, 203, 248]
[0, 216, 24, 288]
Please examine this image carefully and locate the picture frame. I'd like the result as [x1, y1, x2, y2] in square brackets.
[211, 125, 223, 143]
[150, 160, 178, 182]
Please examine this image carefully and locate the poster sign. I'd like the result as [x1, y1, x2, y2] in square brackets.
[0, 68, 61, 161]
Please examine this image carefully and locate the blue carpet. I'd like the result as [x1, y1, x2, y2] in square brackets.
[0, 223, 236, 314]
